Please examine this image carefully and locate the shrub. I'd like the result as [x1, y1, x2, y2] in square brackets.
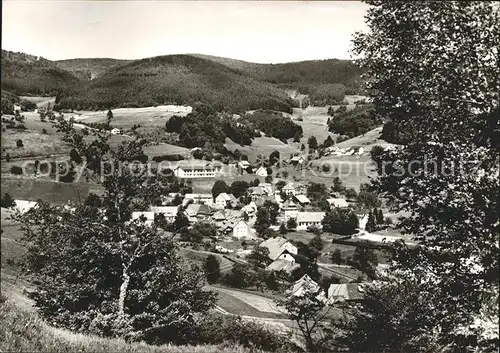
[16, 139, 23, 148]
[41, 128, 47, 134]
[1, 193, 16, 208]
[10, 166, 23, 175]
[197, 315, 299, 352]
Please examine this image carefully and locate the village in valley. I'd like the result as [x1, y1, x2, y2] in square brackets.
[1, 1, 498, 353]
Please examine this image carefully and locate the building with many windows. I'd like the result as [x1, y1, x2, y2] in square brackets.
[172, 160, 223, 178]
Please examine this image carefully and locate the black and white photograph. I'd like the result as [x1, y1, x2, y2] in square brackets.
[0, 1, 498, 352]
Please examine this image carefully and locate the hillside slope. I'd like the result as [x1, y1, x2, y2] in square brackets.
[193, 54, 364, 94]
[55, 58, 132, 80]
[56, 55, 294, 113]
[1, 50, 80, 95]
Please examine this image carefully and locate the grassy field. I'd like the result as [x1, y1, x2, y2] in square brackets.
[1, 177, 99, 204]
[210, 286, 286, 319]
[71, 105, 191, 129]
[1, 129, 68, 158]
[225, 137, 298, 163]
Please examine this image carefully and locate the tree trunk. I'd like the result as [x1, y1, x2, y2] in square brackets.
[118, 271, 130, 316]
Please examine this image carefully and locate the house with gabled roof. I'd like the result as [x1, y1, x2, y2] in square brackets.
[259, 236, 298, 263]
[232, 220, 256, 239]
[214, 192, 238, 209]
[255, 166, 268, 177]
[184, 203, 213, 223]
[283, 199, 298, 220]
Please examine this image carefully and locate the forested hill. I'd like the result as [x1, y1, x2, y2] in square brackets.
[193, 54, 365, 95]
[1, 50, 81, 96]
[54, 58, 132, 80]
[55, 55, 295, 113]
[2, 49, 364, 110]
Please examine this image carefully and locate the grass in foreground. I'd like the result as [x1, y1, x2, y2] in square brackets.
[0, 296, 263, 353]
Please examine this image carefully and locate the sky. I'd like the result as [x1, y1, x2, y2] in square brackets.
[2, 1, 370, 63]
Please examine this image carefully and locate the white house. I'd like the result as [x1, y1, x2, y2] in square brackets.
[296, 212, 325, 230]
[283, 200, 298, 221]
[255, 166, 268, 177]
[327, 198, 349, 208]
[172, 160, 223, 179]
[232, 220, 255, 239]
[214, 193, 237, 209]
[131, 211, 155, 227]
[259, 236, 298, 263]
[110, 128, 122, 135]
[150, 206, 178, 222]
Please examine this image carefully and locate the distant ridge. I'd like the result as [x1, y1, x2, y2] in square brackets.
[2, 49, 364, 110]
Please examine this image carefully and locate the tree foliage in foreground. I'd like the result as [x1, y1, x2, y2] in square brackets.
[15, 117, 216, 344]
[348, 1, 499, 351]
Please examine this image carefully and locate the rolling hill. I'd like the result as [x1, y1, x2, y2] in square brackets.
[55, 58, 132, 80]
[1, 50, 80, 96]
[55, 55, 295, 113]
[2, 50, 364, 112]
[193, 54, 365, 98]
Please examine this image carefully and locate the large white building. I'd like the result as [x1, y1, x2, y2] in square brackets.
[296, 212, 325, 230]
[172, 160, 223, 178]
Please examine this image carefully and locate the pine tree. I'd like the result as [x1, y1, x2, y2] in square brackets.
[366, 210, 376, 232]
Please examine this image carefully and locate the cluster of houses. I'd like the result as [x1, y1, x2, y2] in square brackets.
[322, 146, 365, 157]
[130, 179, 352, 241]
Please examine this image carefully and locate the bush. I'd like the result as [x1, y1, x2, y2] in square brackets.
[10, 166, 23, 175]
[16, 139, 23, 148]
[197, 315, 299, 352]
[41, 128, 47, 134]
[1, 193, 16, 208]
